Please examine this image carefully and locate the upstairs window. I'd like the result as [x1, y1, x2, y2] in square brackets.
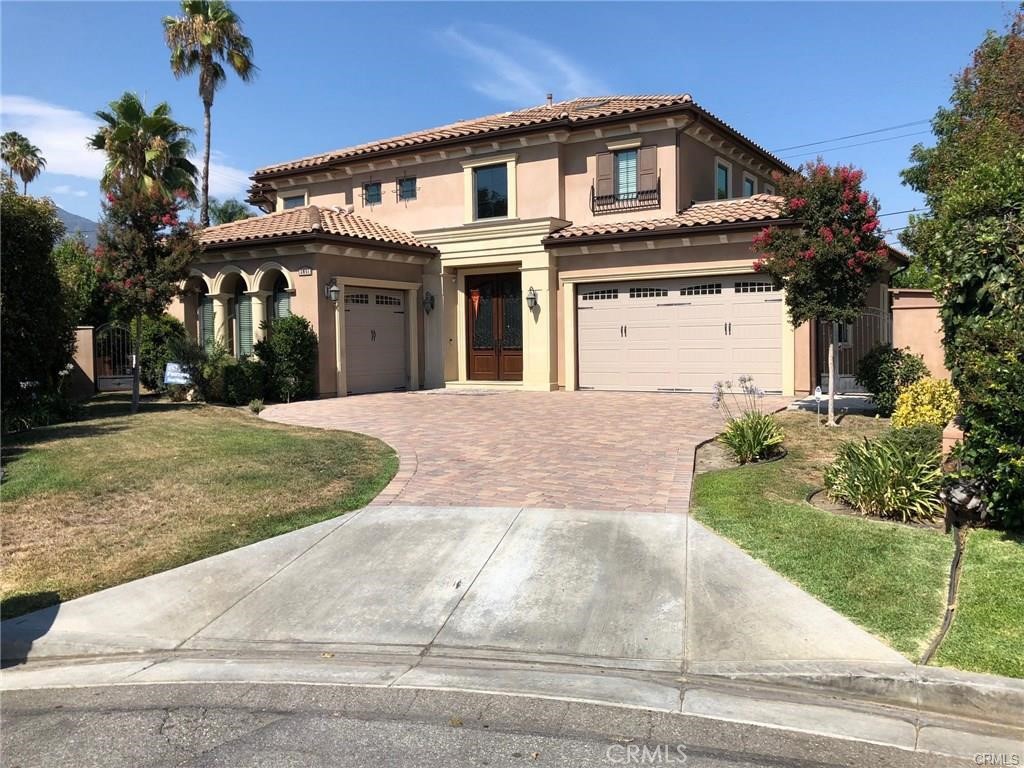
[715, 160, 732, 200]
[615, 149, 638, 199]
[363, 182, 382, 206]
[473, 163, 508, 219]
[742, 173, 756, 197]
[397, 176, 417, 201]
[281, 193, 306, 210]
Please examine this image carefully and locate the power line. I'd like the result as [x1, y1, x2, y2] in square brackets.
[778, 130, 931, 160]
[878, 208, 925, 217]
[772, 120, 931, 152]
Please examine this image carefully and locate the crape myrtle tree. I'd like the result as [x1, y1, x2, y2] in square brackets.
[89, 92, 202, 413]
[752, 161, 888, 425]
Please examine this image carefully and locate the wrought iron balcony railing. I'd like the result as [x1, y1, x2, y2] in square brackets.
[590, 178, 661, 214]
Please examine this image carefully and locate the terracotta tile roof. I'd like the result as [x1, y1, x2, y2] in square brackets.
[198, 205, 435, 252]
[253, 95, 714, 178]
[546, 195, 788, 242]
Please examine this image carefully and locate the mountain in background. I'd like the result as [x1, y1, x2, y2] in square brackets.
[56, 206, 98, 248]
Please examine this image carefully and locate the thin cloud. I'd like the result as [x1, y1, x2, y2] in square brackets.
[51, 184, 89, 198]
[0, 95, 251, 198]
[441, 24, 609, 106]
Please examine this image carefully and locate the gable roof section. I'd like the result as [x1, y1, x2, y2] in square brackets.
[198, 205, 436, 253]
[251, 95, 792, 180]
[545, 195, 789, 243]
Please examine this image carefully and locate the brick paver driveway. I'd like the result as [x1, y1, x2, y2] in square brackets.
[262, 390, 790, 513]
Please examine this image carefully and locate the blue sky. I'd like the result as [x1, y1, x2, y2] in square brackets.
[0, 1, 1013, 242]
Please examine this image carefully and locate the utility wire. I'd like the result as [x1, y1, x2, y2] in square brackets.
[878, 208, 925, 217]
[772, 120, 931, 152]
[779, 130, 931, 160]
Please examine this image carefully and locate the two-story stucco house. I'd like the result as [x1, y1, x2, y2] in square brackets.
[171, 94, 899, 398]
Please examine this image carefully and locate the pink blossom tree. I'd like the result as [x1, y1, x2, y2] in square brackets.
[753, 160, 888, 425]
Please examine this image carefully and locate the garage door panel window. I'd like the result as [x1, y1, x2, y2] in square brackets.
[681, 283, 722, 296]
[735, 281, 777, 293]
[345, 293, 369, 305]
[375, 294, 402, 306]
[629, 286, 668, 298]
[580, 288, 619, 301]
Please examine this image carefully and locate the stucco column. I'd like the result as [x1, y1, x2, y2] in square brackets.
[521, 252, 559, 391]
[246, 290, 271, 343]
[210, 293, 230, 348]
[562, 281, 577, 391]
[422, 259, 446, 389]
[332, 281, 346, 398]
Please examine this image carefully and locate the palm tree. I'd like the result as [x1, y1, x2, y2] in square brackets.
[88, 91, 198, 199]
[208, 196, 254, 224]
[163, 0, 256, 227]
[2, 131, 47, 193]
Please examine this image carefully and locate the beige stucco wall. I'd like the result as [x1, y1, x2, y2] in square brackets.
[890, 288, 949, 379]
[69, 326, 95, 400]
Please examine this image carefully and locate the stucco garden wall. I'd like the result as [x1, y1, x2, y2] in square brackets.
[890, 288, 950, 379]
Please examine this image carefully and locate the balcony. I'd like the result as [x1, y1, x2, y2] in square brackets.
[590, 178, 661, 214]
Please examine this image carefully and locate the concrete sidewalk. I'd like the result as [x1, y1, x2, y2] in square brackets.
[1, 506, 902, 670]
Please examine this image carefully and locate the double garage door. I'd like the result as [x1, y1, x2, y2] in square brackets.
[577, 276, 784, 393]
[344, 288, 408, 395]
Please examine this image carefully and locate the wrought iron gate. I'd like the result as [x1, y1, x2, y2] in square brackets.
[94, 323, 133, 392]
[817, 307, 892, 393]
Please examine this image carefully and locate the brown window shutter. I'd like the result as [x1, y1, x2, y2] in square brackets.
[595, 152, 614, 197]
[638, 146, 657, 192]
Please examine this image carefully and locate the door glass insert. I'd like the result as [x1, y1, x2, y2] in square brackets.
[500, 277, 522, 350]
[470, 283, 494, 349]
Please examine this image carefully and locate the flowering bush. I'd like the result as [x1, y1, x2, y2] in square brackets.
[712, 376, 785, 464]
[892, 378, 960, 429]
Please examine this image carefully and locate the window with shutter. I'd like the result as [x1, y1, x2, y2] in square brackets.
[200, 296, 214, 351]
[595, 152, 614, 199]
[615, 149, 638, 199]
[237, 294, 253, 356]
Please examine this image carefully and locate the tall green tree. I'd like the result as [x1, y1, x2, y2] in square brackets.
[752, 161, 888, 425]
[900, 10, 1024, 527]
[1, 177, 74, 423]
[52, 234, 104, 327]
[1, 131, 47, 193]
[89, 92, 201, 413]
[163, 0, 256, 227]
[208, 196, 254, 224]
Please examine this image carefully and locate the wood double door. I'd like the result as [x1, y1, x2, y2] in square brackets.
[466, 273, 523, 381]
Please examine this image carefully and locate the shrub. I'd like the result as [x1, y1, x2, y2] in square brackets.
[249, 398, 265, 415]
[200, 344, 235, 404]
[712, 376, 785, 464]
[892, 378, 959, 429]
[949, 322, 1024, 529]
[166, 335, 208, 399]
[884, 423, 943, 460]
[721, 412, 785, 464]
[135, 314, 187, 392]
[223, 358, 267, 406]
[824, 436, 943, 522]
[255, 314, 318, 402]
[855, 344, 928, 416]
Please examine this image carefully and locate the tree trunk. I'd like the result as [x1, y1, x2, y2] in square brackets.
[201, 98, 212, 228]
[827, 323, 837, 427]
[131, 314, 142, 414]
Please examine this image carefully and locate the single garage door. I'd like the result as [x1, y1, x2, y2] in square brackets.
[344, 288, 408, 395]
[576, 276, 783, 393]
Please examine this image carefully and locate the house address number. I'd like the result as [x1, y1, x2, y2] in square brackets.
[297, 267, 312, 277]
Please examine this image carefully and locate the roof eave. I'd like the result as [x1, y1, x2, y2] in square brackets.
[200, 230, 438, 257]
[543, 217, 796, 247]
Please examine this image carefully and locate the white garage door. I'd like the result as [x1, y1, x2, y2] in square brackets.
[344, 288, 408, 395]
[576, 276, 783, 393]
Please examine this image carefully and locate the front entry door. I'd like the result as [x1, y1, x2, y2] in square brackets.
[467, 274, 523, 380]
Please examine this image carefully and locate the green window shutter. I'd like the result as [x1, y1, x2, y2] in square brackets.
[200, 296, 214, 350]
[237, 294, 253, 356]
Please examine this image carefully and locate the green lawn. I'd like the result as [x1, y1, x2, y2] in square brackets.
[934, 528, 1024, 678]
[692, 410, 1024, 677]
[1, 394, 397, 619]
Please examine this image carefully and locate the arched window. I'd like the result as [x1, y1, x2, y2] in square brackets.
[271, 274, 291, 321]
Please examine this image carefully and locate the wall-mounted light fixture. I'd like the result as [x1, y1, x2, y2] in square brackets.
[422, 290, 436, 314]
[324, 280, 341, 303]
[526, 287, 538, 311]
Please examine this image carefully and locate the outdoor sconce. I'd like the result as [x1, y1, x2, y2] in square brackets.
[526, 287, 538, 311]
[324, 280, 341, 303]
[422, 290, 436, 314]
